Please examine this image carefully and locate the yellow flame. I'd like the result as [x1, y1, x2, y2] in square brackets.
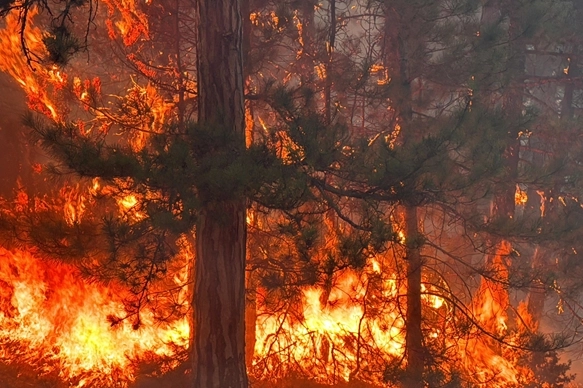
[0, 248, 189, 386]
[515, 185, 528, 205]
[0, 9, 67, 121]
[253, 263, 406, 383]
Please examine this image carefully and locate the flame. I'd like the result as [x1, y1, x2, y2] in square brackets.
[293, 10, 304, 54]
[515, 184, 528, 205]
[457, 241, 530, 386]
[315, 63, 327, 80]
[0, 248, 189, 386]
[63, 185, 89, 225]
[0, 8, 189, 385]
[370, 63, 390, 85]
[421, 283, 444, 309]
[474, 242, 511, 334]
[0, 3, 565, 386]
[124, 82, 174, 150]
[251, 238, 546, 386]
[103, 0, 150, 46]
[0, 9, 67, 121]
[253, 261, 406, 384]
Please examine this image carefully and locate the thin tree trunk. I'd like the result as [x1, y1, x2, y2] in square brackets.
[244, 268, 256, 366]
[324, 0, 335, 125]
[299, 0, 316, 111]
[561, 48, 578, 119]
[527, 246, 546, 325]
[300, 0, 316, 78]
[499, 0, 525, 218]
[383, 2, 424, 385]
[193, 0, 248, 387]
[491, 19, 523, 223]
[476, 0, 524, 335]
[403, 205, 424, 388]
[526, 245, 546, 369]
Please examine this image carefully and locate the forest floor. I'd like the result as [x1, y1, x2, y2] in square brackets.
[0, 360, 379, 388]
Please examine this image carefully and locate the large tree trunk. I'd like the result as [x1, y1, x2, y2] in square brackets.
[194, 203, 248, 388]
[193, 0, 248, 387]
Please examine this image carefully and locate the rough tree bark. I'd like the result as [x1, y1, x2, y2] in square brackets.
[192, 0, 248, 387]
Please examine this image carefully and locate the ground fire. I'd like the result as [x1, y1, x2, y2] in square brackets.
[0, 235, 575, 387]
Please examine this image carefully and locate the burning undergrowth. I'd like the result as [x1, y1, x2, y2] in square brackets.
[0, 185, 576, 387]
[0, 216, 577, 387]
[0, 247, 189, 387]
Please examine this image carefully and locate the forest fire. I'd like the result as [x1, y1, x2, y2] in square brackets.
[1, 0, 583, 387]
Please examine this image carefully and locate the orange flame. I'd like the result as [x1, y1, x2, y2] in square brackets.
[458, 241, 531, 386]
[253, 261, 406, 384]
[0, 248, 189, 386]
[0, 10, 67, 121]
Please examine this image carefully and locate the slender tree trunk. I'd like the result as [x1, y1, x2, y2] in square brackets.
[173, 0, 185, 128]
[562, 66, 575, 119]
[561, 47, 578, 119]
[490, 15, 523, 223]
[474, 1, 524, 337]
[526, 246, 546, 325]
[495, 14, 523, 221]
[403, 205, 424, 388]
[301, 0, 316, 53]
[324, 0, 335, 124]
[383, 2, 424, 385]
[476, 0, 524, 334]
[500, 2, 525, 329]
[299, 0, 317, 111]
[193, 0, 248, 387]
[526, 245, 546, 369]
[244, 268, 256, 366]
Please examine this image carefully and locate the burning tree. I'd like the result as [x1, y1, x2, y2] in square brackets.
[1, 0, 583, 387]
[0, 0, 251, 387]
[242, 0, 583, 385]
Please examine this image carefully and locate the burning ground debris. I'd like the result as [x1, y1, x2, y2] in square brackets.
[0, 239, 576, 387]
[0, 248, 189, 387]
